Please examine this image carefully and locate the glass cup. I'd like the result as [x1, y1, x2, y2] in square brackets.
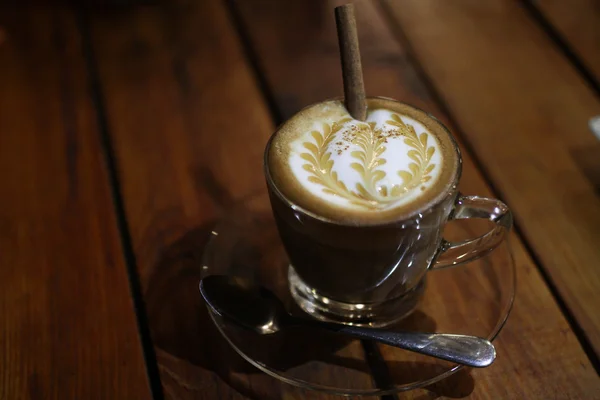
[264, 99, 512, 327]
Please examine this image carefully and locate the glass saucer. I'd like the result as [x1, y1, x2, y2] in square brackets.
[200, 191, 515, 396]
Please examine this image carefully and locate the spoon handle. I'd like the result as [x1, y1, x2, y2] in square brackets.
[328, 325, 496, 368]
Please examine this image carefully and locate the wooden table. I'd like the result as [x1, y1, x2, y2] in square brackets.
[1, 0, 599, 398]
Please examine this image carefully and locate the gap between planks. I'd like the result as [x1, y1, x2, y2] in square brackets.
[75, 8, 166, 399]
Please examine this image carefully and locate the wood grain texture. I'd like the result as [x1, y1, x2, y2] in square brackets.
[234, 0, 600, 397]
[532, 0, 600, 84]
[87, 0, 374, 398]
[0, 8, 150, 399]
[382, 0, 600, 359]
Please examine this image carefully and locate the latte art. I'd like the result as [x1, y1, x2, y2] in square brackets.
[289, 109, 442, 211]
[267, 98, 460, 223]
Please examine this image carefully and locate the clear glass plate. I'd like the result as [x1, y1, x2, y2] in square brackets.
[200, 192, 515, 396]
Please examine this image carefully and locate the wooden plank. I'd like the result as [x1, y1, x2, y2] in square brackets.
[234, 0, 600, 397]
[0, 8, 151, 399]
[382, 0, 600, 359]
[532, 0, 600, 84]
[87, 0, 374, 398]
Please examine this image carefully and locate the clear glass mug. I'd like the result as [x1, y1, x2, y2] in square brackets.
[264, 101, 512, 327]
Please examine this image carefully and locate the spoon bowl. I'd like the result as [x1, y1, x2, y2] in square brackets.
[200, 275, 287, 334]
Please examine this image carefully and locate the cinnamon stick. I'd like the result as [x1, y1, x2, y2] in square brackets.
[335, 4, 367, 121]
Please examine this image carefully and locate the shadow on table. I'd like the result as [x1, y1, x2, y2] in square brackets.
[143, 224, 475, 399]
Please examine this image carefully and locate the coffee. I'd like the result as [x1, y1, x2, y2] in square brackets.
[267, 98, 460, 224]
[264, 97, 510, 327]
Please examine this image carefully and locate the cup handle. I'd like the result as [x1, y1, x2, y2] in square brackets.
[432, 195, 513, 270]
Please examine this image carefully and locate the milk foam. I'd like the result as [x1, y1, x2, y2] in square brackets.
[287, 106, 443, 212]
[267, 98, 459, 223]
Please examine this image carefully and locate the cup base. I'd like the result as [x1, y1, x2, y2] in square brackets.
[288, 265, 424, 327]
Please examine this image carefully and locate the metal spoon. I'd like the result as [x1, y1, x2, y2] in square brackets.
[200, 275, 496, 368]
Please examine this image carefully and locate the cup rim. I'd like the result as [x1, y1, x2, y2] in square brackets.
[264, 96, 463, 227]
